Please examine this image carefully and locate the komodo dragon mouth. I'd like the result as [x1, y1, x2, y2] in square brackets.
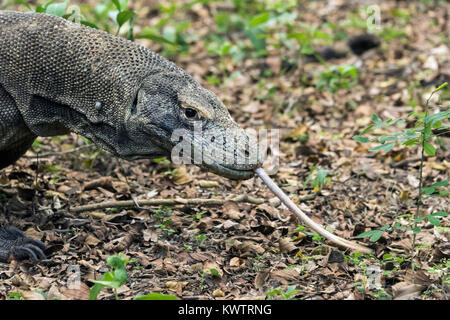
[202, 162, 255, 180]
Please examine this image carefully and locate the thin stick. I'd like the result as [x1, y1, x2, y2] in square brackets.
[70, 194, 264, 213]
[23, 144, 96, 158]
[255, 168, 372, 253]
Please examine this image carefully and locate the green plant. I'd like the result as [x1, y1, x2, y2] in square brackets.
[207, 268, 222, 278]
[134, 292, 178, 300]
[266, 285, 300, 300]
[316, 65, 359, 93]
[109, 0, 135, 39]
[304, 166, 331, 192]
[89, 253, 133, 300]
[8, 292, 24, 300]
[427, 259, 449, 294]
[194, 233, 207, 246]
[287, 24, 332, 59]
[153, 207, 176, 235]
[353, 82, 449, 282]
[184, 210, 207, 221]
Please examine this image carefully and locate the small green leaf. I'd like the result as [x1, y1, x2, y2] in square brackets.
[413, 216, 428, 223]
[369, 230, 383, 242]
[116, 10, 135, 28]
[360, 125, 374, 135]
[45, 0, 68, 17]
[14, 0, 32, 10]
[81, 21, 100, 29]
[36, 0, 54, 13]
[431, 211, 448, 217]
[249, 12, 270, 28]
[209, 268, 222, 278]
[89, 273, 111, 300]
[422, 186, 435, 195]
[430, 180, 448, 188]
[353, 135, 370, 143]
[412, 226, 421, 234]
[394, 222, 403, 230]
[136, 31, 178, 46]
[111, 0, 121, 11]
[403, 138, 419, 146]
[427, 215, 440, 227]
[369, 142, 395, 152]
[423, 141, 436, 156]
[372, 114, 381, 123]
[357, 229, 383, 242]
[134, 293, 178, 300]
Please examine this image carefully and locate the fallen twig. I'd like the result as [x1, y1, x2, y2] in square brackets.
[24, 144, 96, 158]
[391, 157, 422, 168]
[70, 194, 264, 213]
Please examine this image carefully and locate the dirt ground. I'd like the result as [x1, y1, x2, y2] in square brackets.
[0, 0, 448, 300]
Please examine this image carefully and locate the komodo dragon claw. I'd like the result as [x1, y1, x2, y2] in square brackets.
[0, 227, 47, 263]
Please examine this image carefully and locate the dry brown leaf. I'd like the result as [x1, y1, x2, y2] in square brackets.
[279, 237, 297, 253]
[229, 257, 245, 268]
[172, 165, 193, 185]
[60, 282, 91, 300]
[270, 269, 300, 284]
[166, 281, 188, 292]
[222, 220, 239, 230]
[255, 270, 270, 289]
[392, 282, 425, 300]
[86, 211, 106, 219]
[389, 238, 412, 251]
[197, 180, 220, 188]
[213, 289, 225, 297]
[242, 102, 260, 113]
[222, 201, 244, 220]
[104, 233, 135, 251]
[24, 228, 44, 241]
[85, 234, 101, 246]
[238, 241, 265, 255]
[83, 176, 113, 190]
[19, 290, 47, 300]
[44, 190, 68, 201]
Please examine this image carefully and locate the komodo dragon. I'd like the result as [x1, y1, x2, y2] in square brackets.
[0, 10, 261, 263]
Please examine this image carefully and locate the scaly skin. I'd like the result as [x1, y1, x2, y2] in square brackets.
[0, 10, 262, 262]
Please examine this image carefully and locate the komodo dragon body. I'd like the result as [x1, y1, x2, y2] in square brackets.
[0, 11, 261, 262]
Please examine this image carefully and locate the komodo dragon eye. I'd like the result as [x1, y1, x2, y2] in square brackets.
[185, 108, 198, 119]
[180, 102, 203, 122]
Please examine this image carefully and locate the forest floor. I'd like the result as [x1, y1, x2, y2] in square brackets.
[0, 0, 449, 300]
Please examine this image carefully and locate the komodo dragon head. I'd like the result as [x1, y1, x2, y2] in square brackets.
[118, 65, 263, 180]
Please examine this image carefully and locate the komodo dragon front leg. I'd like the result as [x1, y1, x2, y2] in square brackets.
[0, 84, 47, 262]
